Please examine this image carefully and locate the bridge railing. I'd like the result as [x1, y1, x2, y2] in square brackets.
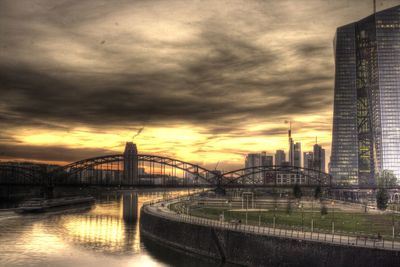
[144, 201, 400, 251]
[142, 189, 208, 207]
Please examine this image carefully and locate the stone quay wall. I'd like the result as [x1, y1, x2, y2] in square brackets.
[140, 206, 400, 267]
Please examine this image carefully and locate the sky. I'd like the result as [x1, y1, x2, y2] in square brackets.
[0, 0, 399, 171]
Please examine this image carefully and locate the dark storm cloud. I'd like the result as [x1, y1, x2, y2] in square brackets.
[296, 43, 330, 57]
[0, 143, 115, 162]
[0, 0, 399, 163]
[0, 48, 331, 131]
[0, 0, 336, 132]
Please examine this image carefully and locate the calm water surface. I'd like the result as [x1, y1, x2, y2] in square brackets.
[0, 190, 217, 267]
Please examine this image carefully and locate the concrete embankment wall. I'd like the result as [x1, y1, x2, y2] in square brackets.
[140, 207, 400, 267]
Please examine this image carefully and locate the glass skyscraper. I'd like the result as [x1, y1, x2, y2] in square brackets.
[331, 5, 400, 185]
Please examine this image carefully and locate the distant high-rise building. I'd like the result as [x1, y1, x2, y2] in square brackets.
[331, 5, 400, 185]
[287, 123, 301, 167]
[275, 150, 286, 166]
[245, 153, 261, 181]
[245, 152, 274, 181]
[321, 148, 326, 173]
[303, 152, 314, 169]
[260, 151, 273, 167]
[245, 153, 261, 169]
[245, 152, 273, 168]
[313, 144, 326, 173]
[246, 153, 259, 181]
[288, 126, 294, 166]
[123, 142, 138, 185]
[293, 142, 301, 168]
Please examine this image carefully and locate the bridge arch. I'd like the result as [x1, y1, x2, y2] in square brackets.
[50, 154, 216, 186]
[221, 165, 332, 187]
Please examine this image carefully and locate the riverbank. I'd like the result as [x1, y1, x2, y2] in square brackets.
[170, 197, 400, 240]
[141, 200, 400, 266]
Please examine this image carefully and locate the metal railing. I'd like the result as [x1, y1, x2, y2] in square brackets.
[143, 200, 400, 251]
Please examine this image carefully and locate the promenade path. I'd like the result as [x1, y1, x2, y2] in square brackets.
[144, 197, 400, 251]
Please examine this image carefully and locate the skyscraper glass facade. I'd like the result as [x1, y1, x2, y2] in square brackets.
[331, 5, 400, 185]
[331, 23, 359, 185]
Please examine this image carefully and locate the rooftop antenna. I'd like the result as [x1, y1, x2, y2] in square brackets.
[315, 136, 318, 145]
[373, 0, 376, 14]
[284, 120, 292, 138]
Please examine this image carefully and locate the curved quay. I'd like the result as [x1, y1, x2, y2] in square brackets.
[140, 197, 400, 267]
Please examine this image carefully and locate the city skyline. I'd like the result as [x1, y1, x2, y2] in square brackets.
[1, 0, 399, 171]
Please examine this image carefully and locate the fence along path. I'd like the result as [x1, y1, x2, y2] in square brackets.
[143, 196, 400, 251]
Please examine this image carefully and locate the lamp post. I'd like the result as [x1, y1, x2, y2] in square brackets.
[299, 203, 304, 231]
[273, 206, 277, 229]
[311, 200, 314, 233]
[331, 201, 335, 234]
[353, 214, 356, 234]
[246, 195, 248, 224]
[392, 204, 395, 241]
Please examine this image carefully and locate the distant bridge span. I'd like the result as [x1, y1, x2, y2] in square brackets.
[221, 165, 332, 187]
[1, 155, 334, 188]
[0, 142, 346, 189]
[49, 154, 216, 186]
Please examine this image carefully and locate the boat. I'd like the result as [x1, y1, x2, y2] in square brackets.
[15, 196, 95, 213]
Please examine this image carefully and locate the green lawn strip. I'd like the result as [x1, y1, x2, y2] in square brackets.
[187, 206, 400, 240]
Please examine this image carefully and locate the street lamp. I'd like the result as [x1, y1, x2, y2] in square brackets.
[392, 204, 395, 241]
[331, 201, 335, 234]
[299, 203, 304, 231]
[352, 214, 356, 234]
[246, 195, 248, 224]
[311, 200, 315, 233]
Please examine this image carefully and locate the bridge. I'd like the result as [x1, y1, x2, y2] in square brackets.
[0, 142, 332, 189]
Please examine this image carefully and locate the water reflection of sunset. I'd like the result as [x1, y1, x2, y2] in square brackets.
[63, 215, 127, 251]
[22, 223, 67, 254]
[59, 191, 189, 254]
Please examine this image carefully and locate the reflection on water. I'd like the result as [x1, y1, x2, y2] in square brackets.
[122, 193, 138, 223]
[0, 189, 215, 267]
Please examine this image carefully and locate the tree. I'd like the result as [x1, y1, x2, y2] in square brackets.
[293, 184, 302, 199]
[314, 184, 322, 201]
[377, 170, 397, 188]
[285, 198, 293, 214]
[375, 170, 396, 211]
[376, 188, 389, 211]
[320, 204, 328, 215]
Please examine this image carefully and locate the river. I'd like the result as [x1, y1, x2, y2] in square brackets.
[0, 189, 217, 267]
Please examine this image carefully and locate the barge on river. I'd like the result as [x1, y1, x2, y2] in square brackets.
[15, 196, 95, 213]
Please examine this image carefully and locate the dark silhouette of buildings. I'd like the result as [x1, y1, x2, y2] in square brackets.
[123, 142, 138, 185]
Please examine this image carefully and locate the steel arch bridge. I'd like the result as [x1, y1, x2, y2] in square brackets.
[220, 165, 332, 188]
[0, 156, 332, 188]
[48, 154, 217, 186]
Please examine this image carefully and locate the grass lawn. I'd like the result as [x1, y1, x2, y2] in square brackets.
[170, 201, 400, 240]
